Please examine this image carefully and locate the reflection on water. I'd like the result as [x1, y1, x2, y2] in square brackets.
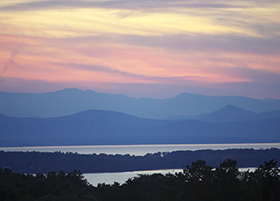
[83, 169, 183, 186]
[1, 143, 280, 156]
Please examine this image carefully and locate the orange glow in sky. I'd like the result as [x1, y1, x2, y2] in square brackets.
[0, 0, 280, 98]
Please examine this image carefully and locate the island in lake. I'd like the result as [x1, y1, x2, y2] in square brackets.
[1, 148, 280, 174]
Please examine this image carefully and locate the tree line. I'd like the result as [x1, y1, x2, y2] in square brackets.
[1, 159, 280, 201]
[1, 148, 280, 173]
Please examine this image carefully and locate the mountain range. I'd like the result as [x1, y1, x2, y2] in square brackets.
[1, 88, 280, 119]
[0, 105, 279, 147]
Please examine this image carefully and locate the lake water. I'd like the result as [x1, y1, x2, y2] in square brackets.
[83, 168, 257, 186]
[83, 169, 183, 186]
[1, 143, 280, 156]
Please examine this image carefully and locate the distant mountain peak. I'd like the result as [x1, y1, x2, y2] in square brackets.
[202, 105, 256, 123]
[55, 88, 85, 93]
[175, 92, 206, 99]
[221, 105, 250, 111]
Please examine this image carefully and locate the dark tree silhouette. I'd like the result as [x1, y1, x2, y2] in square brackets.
[1, 159, 280, 201]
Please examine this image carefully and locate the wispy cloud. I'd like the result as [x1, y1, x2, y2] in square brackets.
[2, 51, 18, 74]
[0, 0, 251, 11]
[86, 34, 280, 55]
[52, 61, 201, 84]
[1, 0, 280, 98]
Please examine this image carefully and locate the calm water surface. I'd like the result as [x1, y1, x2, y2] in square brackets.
[83, 168, 257, 186]
[1, 143, 280, 155]
[83, 169, 183, 186]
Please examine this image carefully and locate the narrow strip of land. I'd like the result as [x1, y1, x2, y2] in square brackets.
[1, 148, 279, 173]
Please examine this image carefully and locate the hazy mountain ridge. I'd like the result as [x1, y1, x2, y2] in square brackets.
[0, 109, 279, 147]
[1, 89, 280, 147]
[202, 105, 280, 123]
[1, 88, 280, 119]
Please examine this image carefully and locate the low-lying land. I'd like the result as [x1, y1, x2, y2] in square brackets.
[1, 148, 280, 173]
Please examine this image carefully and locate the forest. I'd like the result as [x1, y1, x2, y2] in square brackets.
[1, 158, 280, 201]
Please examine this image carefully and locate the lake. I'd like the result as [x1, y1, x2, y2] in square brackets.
[1, 143, 280, 155]
[83, 167, 257, 186]
[83, 169, 183, 186]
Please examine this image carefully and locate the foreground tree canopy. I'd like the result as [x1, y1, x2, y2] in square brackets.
[1, 159, 280, 201]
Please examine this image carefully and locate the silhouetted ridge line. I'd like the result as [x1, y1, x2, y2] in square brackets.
[1, 88, 280, 119]
[0, 109, 279, 147]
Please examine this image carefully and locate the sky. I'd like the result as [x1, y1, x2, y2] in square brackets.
[0, 0, 280, 99]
